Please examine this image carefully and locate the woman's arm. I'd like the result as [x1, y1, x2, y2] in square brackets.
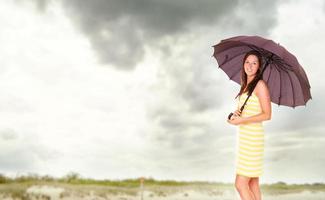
[241, 80, 272, 124]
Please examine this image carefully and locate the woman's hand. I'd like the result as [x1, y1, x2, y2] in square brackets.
[233, 109, 242, 117]
[227, 115, 244, 125]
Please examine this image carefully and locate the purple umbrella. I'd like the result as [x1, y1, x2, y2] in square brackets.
[212, 35, 312, 108]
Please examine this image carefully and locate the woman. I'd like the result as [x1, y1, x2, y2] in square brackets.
[227, 50, 272, 200]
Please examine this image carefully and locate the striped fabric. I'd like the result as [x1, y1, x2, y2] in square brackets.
[236, 92, 264, 177]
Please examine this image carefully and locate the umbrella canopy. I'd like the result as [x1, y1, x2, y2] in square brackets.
[212, 35, 312, 108]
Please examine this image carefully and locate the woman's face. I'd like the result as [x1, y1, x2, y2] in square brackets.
[244, 54, 260, 77]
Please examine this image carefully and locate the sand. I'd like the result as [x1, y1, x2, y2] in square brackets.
[1, 184, 325, 200]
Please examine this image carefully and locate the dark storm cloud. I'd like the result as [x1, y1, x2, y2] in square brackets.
[18, 0, 279, 69]
[18, 0, 281, 113]
[60, 0, 238, 69]
[58, 0, 280, 69]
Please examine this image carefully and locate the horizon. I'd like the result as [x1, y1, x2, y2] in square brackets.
[1, 172, 324, 185]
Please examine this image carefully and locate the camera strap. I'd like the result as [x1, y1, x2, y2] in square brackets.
[239, 92, 252, 113]
[239, 80, 260, 113]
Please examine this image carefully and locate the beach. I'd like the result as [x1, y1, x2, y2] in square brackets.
[1, 182, 325, 200]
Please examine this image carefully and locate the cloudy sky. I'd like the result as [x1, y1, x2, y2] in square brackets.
[0, 0, 324, 184]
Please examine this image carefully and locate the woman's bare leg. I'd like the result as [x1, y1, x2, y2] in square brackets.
[235, 174, 256, 200]
[249, 177, 261, 200]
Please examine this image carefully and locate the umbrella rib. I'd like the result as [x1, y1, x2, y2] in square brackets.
[274, 59, 294, 72]
[269, 59, 292, 76]
[229, 66, 242, 80]
[265, 63, 272, 84]
[292, 69, 308, 106]
[217, 47, 249, 68]
[271, 63, 281, 105]
[278, 66, 282, 105]
[272, 54, 297, 72]
[287, 71, 296, 107]
[264, 63, 273, 102]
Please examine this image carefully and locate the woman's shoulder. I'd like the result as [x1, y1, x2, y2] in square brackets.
[256, 79, 267, 87]
[255, 80, 270, 96]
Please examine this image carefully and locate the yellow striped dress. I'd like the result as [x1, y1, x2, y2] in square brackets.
[235, 91, 264, 177]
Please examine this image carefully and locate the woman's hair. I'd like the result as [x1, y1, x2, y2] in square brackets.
[235, 50, 263, 99]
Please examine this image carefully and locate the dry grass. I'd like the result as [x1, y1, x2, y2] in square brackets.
[0, 173, 325, 199]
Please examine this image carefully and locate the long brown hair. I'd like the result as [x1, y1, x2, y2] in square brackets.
[235, 50, 263, 99]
